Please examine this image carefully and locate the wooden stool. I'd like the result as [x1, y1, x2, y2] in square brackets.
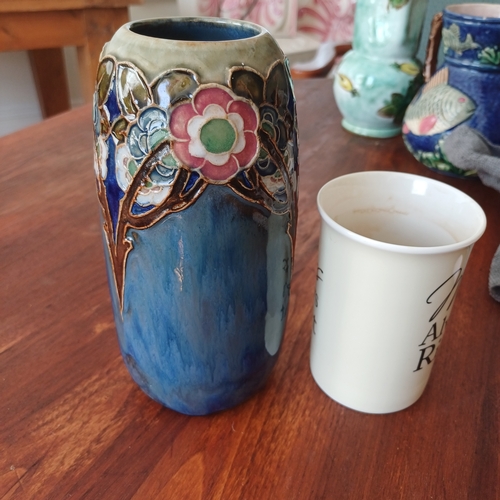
[0, 0, 142, 117]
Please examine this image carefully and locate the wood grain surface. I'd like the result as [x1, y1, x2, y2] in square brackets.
[1, 79, 499, 499]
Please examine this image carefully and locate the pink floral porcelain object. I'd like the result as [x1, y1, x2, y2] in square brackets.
[222, 0, 287, 28]
[196, 0, 355, 41]
[198, 0, 219, 16]
[298, 0, 355, 43]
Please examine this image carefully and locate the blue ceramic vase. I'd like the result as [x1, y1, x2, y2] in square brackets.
[92, 18, 298, 415]
[333, 0, 428, 138]
[403, 4, 500, 177]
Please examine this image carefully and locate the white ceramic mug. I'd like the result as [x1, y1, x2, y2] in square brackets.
[310, 171, 487, 414]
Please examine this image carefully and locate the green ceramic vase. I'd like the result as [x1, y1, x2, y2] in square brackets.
[333, 0, 428, 138]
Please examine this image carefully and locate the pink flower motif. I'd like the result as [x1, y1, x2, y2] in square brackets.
[170, 85, 260, 183]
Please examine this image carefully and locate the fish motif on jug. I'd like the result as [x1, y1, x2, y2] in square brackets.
[403, 68, 475, 136]
[441, 23, 500, 67]
[442, 24, 479, 55]
[402, 67, 478, 177]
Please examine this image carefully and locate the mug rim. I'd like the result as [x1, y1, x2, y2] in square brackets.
[317, 171, 487, 255]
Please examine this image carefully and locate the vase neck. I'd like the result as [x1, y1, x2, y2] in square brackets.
[353, 0, 429, 59]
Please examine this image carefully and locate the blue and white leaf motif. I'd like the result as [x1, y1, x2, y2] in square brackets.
[118, 106, 179, 207]
[128, 107, 170, 162]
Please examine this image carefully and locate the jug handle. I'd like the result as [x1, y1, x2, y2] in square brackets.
[423, 12, 443, 83]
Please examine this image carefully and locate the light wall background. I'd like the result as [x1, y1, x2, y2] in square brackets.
[0, 0, 486, 137]
[0, 0, 179, 136]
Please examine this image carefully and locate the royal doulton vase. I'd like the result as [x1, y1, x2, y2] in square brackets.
[92, 18, 298, 415]
[333, 0, 428, 138]
[403, 4, 500, 177]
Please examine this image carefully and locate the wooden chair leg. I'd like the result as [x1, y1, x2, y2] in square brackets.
[29, 48, 71, 118]
[77, 7, 130, 103]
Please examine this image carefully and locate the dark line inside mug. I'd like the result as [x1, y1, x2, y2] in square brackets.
[130, 18, 261, 42]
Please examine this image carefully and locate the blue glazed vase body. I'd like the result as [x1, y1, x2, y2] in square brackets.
[92, 18, 298, 415]
[333, 0, 428, 138]
[403, 4, 500, 177]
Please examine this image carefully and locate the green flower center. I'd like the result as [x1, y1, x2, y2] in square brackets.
[200, 118, 236, 155]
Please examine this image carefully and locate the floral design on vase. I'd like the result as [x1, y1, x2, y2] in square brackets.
[337, 73, 359, 96]
[392, 61, 420, 76]
[169, 86, 259, 182]
[377, 68, 424, 125]
[388, 0, 411, 9]
[93, 57, 298, 311]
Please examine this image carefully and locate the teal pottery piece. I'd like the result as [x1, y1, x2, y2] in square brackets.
[92, 18, 298, 415]
[333, 0, 428, 138]
[403, 4, 500, 177]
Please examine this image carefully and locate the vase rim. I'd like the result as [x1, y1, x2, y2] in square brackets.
[126, 16, 267, 43]
[445, 3, 500, 21]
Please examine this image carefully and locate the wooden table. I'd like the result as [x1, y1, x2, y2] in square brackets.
[0, 0, 141, 117]
[1, 79, 499, 499]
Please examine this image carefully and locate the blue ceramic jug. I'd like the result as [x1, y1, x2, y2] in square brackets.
[403, 3, 500, 176]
